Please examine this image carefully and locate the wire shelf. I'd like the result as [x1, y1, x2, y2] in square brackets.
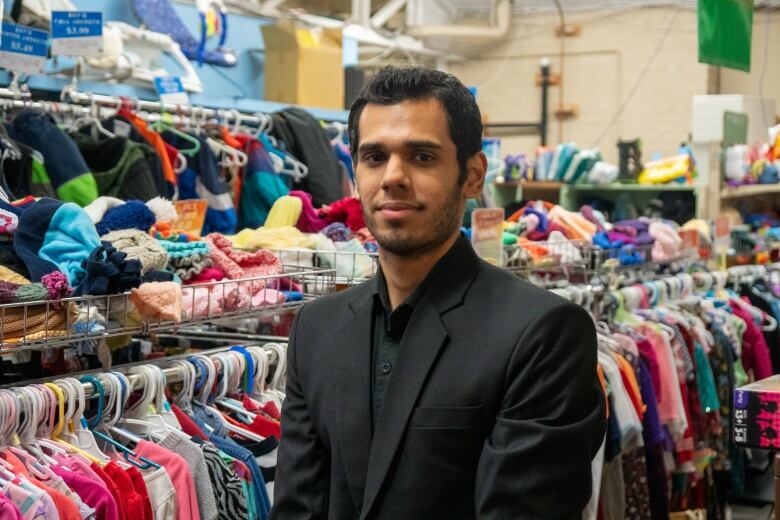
[504, 239, 598, 275]
[0, 266, 335, 353]
[269, 248, 379, 287]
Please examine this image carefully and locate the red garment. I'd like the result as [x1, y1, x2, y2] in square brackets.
[171, 403, 209, 441]
[730, 301, 774, 380]
[126, 467, 153, 520]
[92, 462, 128, 520]
[223, 410, 281, 440]
[323, 197, 365, 232]
[241, 394, 282, 422]
[104, 462, 145, 520]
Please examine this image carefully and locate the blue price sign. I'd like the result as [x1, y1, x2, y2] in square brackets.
[154, 76, 190, 106]
[51, 11, 102, 39]
[51, 11, 102, 56]
[0, 22, 49, 74]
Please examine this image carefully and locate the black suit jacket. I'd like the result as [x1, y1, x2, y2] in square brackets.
[272, 239, 606, 519]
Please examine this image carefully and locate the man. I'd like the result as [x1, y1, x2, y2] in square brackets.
[272, 67, 606, 519]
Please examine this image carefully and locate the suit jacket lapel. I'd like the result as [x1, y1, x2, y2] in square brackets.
[359, 301, 448, 519]
[336, 287, 373, 510]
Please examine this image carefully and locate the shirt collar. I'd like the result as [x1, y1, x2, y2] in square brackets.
[372, 233, 468, 317]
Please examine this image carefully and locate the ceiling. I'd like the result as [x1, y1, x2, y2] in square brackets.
[448, 0, 780, 14]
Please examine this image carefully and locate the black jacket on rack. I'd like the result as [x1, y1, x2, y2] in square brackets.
[272, 237, 606, 520]
[271, 107, 344, 208]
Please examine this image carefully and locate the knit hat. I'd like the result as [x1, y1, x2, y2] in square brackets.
[264, 196, 303, 229]
[79, 242, 143, 296]
[0, 272, 71, 304]
[0, 265, 30, 286]
[145, 197, 178, 223]
[230, 226, 316, 251]
[649, 221, 682, 263]
[101, 229, 169, 274]
[322, 222, 352, 243]
[1, 303, 73, 344]
[290, 190, 328, 233]
[13, 198, 101, 285]
[96, 200, 157, 236]
[158, 240, 213, 281]
[130, 282, 182, 323]
[84, 196, 126, 224]
[204, 233, 282, 280]
[324, 197, 365, 232]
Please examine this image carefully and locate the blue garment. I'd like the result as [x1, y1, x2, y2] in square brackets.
[239, 141, 289, 229]
[190, 403, 271, 520]
[8, 109, 98, 206]
[333, 143, 354, 183]
[163, 132, 237, 235]
[522, 207, 548, 233]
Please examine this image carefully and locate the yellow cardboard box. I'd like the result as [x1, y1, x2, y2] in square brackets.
[261, 22, 344, 110]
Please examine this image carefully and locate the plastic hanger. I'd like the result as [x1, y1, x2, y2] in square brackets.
[149, 116, 201, 156]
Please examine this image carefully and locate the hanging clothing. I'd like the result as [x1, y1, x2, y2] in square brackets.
[271, 107, 343, 208]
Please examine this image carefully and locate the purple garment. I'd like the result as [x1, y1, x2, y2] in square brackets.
[614, 220, 656, 246]
[522, 207, 548, 233]
[638, 357, 670, 519]
[607, 231, 638, 246]
[638, 358, 664, 447]
[579, 205, 604, 232]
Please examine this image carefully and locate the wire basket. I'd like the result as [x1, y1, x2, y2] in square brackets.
[0, 266, 336, 353]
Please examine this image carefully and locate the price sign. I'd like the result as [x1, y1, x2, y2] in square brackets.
[51, 11, 103, 57]
[678, 229, 700, 255]
[471, 208, 505, 266]
[0, 22, 48, 75]
[154, 76, 190, 106]
[714, 215, 731, 254]
[172, 200, 207, 236]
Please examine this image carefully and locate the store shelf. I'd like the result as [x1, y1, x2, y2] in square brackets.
[720, 184, 780, 200]
[0, 266, 336, 353]
[494, 181, 563, 190]
[566, 183, 696, 192]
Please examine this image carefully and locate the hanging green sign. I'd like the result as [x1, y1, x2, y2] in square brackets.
[698, 0, 753, 72]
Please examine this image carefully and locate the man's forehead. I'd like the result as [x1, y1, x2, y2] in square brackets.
[357, 99, 450, 142]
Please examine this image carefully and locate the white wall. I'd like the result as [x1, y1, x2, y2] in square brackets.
[449, 6, 713, 164]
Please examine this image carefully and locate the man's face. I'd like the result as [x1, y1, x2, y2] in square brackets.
[355, 98, 484, 258]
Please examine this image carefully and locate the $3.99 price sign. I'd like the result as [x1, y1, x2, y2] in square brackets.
[51, 11, 103, 57]
[0, 22, 48, 75]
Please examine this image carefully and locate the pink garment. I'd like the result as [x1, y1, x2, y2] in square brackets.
[1, 480, 49, 520]
[203, 233, 281, 281]
[322, 197, 365, 232]
[53, 454, 105, 487]
[186, 267, 226, 284]
[0, 494, 23, 520]
[638, 324, 687, 439]
[290, 190, 328, 233]
[52, 464, 120, 520]
[134, 440, 201, 520]
[731, 301, 774, 380]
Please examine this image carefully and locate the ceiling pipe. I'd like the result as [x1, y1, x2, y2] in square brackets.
[405, 0, 512, 40]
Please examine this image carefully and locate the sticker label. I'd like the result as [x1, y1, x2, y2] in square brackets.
[154, 76, 190, 106]
[0, 22, 48, 75]
[51, 11, 103, 57]
[173, 200, 208, 236]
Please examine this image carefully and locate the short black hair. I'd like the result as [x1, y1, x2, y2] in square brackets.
[348, 66, 483, 183]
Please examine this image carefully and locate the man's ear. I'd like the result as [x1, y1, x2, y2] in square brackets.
[463, 152, 487, 199]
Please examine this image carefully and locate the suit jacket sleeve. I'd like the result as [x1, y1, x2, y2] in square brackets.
[475, 302, 607, 519]
[271, 306, 330, 519]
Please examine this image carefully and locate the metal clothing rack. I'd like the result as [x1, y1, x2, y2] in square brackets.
[0, 266, 336, 353]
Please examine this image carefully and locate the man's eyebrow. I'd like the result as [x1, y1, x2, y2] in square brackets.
[358, 140, 443, 153]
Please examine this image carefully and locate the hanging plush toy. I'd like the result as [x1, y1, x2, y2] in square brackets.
[196, 0, 235, 67]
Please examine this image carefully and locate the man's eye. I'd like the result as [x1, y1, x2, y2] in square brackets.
[415, 153, 435, 162]
[364, 153, 386, 163]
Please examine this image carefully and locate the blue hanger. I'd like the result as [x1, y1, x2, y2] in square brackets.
[79, 376, 105, 429]
[230, 346, 255, 395]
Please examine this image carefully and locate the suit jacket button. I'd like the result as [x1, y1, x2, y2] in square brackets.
[382, 362, 392, 374]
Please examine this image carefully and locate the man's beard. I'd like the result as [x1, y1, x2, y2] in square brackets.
[363, 186, 462, 259]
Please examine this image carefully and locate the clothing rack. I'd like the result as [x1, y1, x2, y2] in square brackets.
[0, 86, 291, 128]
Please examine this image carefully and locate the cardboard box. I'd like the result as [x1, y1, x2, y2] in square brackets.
[261, 22, 344, 110]
[734, 375, 780, 449]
